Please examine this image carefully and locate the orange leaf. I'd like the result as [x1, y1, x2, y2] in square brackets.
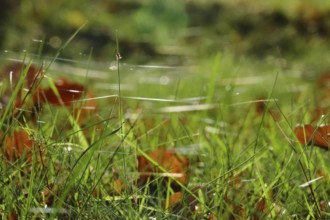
[252, 198, 267, 220]
[254, 97, 281, 121]
[224, 193, 246, 218]
[73, 91, 96, 122]
[294, 124, 330, 150]
[40, 183, 58, 206]
[255, 98, 267, 115]
[310, 108, 328, 123]
[8, 211, 18, 220]
[109, 170, 125, 195]
[2, 129, 44, 161]
[1, 62, 42, 109]
[318, 72, 330, 88]
[137, 147, 189, 192]
[166, 191, 183, 208]
[34, 78, 86, 106]
[294, 124, 315, 144]
[1, 62, 39, 87]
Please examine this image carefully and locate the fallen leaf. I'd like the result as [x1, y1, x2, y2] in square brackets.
[255, 98, 267, 115]
[254, 97, 281, 121]
[1, 129, 44, 162]
[252, 198, 267, 220]
[34, 78, 86, 106]
[294, 124, 330, 150]
[109, 170, 125, 195]
[1, 62, 40, 87]
[310, 108, 328, 123]
[223, 193, 246, 218]
[40, 183, 58, 206]
[8, 211, 18, 220]
[0, 62, 42, 109]
[294, 124, 315, 145]
[33, 78, 96, 122]
[316, 168, 327, 178]
[319, 200, 330, 212]
[166, 191, 183, 208]
[72, 91, 96, 122]
[137, 147, 189, 192]
[318, 72, 330, 88]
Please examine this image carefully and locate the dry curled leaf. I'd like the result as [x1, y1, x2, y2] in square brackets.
[137, 147, 189, 192]
[294, 124, 330, 150]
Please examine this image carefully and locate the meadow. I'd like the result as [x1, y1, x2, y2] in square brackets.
[1, 1, 330, 219]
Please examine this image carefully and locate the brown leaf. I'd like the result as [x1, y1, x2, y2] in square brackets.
[8, 211, 18, 220]
[294, 124, 330, 150]
[1, 62, 39, 87]
[252, 198, 267, 220]
[319, 200, 330, 212]
[72, 91, 96, 122]
[1, 129, 44, 162]
[137, 147, 189, 192]
[166, 191, 183, 208]
[224, 193, 246, 219]
[318, 72, 330, 88]
[310, 108, 328, 123]
[255, 98, 267, 115]
[109, 170, 125, 195]
[0, 62, 42, 109]
[316, 168, 327, 178]
[40, 183, 58, 206]
[34, 78, 86, 106]
[254, 97, 281, 121]
[33, 78, 96, 123]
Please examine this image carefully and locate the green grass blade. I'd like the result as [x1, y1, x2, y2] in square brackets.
[0, 60, 32, 130]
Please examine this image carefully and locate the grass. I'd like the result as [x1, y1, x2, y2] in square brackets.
[1, 44, 330, 219]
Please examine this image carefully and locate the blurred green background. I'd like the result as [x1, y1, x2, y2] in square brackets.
[1, 0, 330, 66]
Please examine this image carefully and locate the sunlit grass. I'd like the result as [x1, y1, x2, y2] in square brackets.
[1, 36, 330, 219]
[2, 0, 330, 216]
